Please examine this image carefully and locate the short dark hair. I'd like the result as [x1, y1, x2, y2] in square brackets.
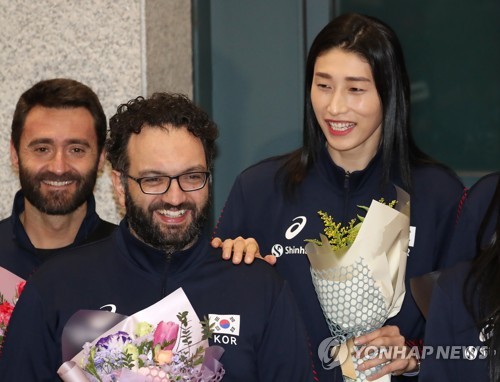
[11, 78, 107, 153]
[106, 93, 218, 173]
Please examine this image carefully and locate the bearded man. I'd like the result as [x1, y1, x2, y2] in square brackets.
[0, 78, 116, 280]
[0, 93, 313, 382]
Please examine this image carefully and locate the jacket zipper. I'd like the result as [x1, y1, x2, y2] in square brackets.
[343, 171, 351, 223]
[161, 252, 173, 298]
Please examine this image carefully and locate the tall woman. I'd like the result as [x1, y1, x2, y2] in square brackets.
[214, 13, 464, 381]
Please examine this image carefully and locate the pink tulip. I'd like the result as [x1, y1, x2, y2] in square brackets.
[153, 321, 179, 350]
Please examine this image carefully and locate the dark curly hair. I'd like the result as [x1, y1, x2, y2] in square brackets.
[106, 93, 218, 173]
[11, 78, 107, 153]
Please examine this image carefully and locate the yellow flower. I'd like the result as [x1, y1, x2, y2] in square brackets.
[134, 321, 153, 337]
[123, 344, 139, 361]
[305, 199, 397, 251]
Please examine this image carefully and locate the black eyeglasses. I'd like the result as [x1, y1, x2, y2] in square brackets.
[125, 171, 210, 195]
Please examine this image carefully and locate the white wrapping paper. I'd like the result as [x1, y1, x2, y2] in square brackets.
[306, 188, 410, 381]
[58, 288, 224, 382]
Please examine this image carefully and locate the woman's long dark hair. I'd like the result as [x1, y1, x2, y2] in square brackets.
[279, 13, 432, 196]
[464, 177, 500, 381]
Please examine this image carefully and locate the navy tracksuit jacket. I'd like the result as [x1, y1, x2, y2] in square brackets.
[0, 220, 314, 382]
[215, 147, 464, 381]
[0, 190, 116, 280]
[421, 262, 489, 381]
[421, 172, 499, 381]
[440, 172, 499, 267]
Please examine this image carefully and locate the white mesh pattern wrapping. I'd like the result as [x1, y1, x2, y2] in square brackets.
[311, 257, 389, 381]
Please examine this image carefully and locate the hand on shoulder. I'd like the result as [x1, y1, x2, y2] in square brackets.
[211, 236, 276, 265]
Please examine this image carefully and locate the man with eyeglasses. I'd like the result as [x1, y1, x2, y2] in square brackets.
[0, 93, 314, 382]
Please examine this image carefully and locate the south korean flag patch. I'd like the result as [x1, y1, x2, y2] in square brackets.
[209, 314, 240, 336]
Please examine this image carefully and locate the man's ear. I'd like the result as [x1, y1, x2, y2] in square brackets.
[10, 141, 19, 170]
[111, 170, 126, 208]
[97, 150, 106, 172]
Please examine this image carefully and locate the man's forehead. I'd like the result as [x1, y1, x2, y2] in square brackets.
[128, 125, 201, 147]
[25, 105, 93, 119]
[126, 126, 206, 172]
[21, 106, 97, 142]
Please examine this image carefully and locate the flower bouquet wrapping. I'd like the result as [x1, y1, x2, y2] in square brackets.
[58, 288, 225, 382]
[305, 187, 410, 382]
[0, 267, 26, 347]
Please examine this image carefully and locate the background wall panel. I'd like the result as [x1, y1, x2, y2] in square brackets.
[0, 0, 193, 223]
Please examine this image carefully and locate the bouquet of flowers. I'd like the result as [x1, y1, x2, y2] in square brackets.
[0, 267, 26, 347]
[305, 187, 410, 382]
[58, 288, 225, 382]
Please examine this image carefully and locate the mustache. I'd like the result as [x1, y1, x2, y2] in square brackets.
[148, 201, 197, 213]
[34, 171, 81, 182]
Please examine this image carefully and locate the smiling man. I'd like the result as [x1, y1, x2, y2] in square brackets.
[0, 79, 116, 280]
[0, 93, 313, 381]
[118, 127, 210, 254]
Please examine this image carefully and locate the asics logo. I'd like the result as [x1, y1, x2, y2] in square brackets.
[285, 216, 307, 240]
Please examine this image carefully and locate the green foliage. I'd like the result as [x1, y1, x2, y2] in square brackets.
[177, 311, 193, 348]
[121, 352, 135, 369]
[174, 312, 215, 369]
[82, 310, 217, 379]
[201, 315, 215, 340]
[83, 347, 102, 382]
[305, 199, 397, 251]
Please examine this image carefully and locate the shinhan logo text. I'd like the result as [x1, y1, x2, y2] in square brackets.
[271, 244, 306, 257]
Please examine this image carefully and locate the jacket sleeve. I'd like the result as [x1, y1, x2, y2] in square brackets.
[257, 281, 315, 382]
[440, 173, 499, 269]
[433, 185, 466, 271]
[439, 201, 480, 268]
[420, 278, 456, 381]
[0, 281, 60, 382]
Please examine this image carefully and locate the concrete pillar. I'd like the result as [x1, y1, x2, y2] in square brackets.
[0, 0, 193, 223]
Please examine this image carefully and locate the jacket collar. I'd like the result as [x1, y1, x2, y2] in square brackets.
[11, 190, 101, 256]
[117, 218, 209, 277]
[315, 145, 385, 193]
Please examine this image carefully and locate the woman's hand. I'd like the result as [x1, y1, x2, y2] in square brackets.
[211, 236, 276, 265]
[354, 325, 419, 380]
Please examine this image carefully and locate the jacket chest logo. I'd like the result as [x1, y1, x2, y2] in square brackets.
[285, 216, 307, 240]
[209, 314, 240, 346]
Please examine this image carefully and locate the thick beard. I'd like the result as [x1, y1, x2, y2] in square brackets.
[18, 162, 99, 215]
[125, 188, 209, 255]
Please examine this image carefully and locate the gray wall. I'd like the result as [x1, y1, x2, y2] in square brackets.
[0, 0, 193, 223]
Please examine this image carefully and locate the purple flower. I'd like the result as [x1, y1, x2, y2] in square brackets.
[96, 331, 132, 350]
[153, 321, 179, 350]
